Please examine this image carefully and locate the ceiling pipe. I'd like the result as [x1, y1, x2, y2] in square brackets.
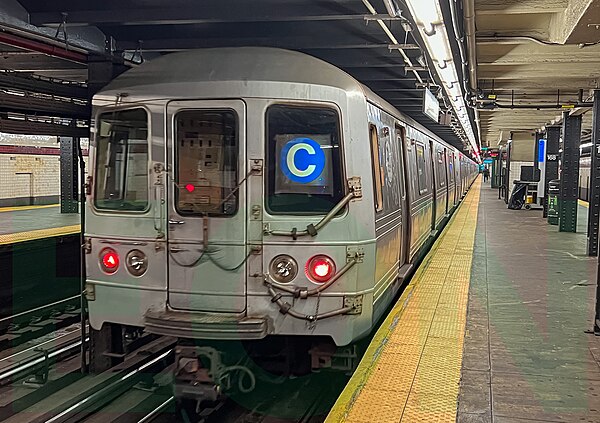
[478, 102, 593, 110]
[447, 0, 482, 150]
[0, 30, 87, 63]
[463, 0, 477, 93]
[462, 0, 483, 145]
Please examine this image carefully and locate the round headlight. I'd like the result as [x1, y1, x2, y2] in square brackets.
[305, 255, 336, 283]
[269, 255, 298, 283]
[126, 249, 148, 277]
[99, 248, 119, 274]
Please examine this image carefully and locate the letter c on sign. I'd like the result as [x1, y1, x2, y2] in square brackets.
[280, 138, 326, 184]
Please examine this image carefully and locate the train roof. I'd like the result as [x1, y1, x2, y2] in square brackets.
[98, 47, 464, 156]
[101, 47, 362, 95]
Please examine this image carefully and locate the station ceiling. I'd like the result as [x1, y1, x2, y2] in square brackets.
[3, 0, 598, 151]
[474, 0, 600, 146]
[0, 0, 474, 151]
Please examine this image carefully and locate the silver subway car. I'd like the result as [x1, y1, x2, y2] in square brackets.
[85, 48, 478, 377]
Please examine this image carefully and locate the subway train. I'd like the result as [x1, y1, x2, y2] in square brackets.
[84, 48, 478, 389]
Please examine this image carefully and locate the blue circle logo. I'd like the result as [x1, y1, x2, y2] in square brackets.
[280, 138, 326, 184]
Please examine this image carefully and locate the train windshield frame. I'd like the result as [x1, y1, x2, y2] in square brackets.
[265, 104, 344, 215]
[94, 108, 149, 212]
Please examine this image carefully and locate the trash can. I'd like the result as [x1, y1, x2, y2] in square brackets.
[547, 179, 560, 225]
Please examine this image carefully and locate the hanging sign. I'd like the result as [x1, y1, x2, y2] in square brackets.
[423, 88, 440, 122]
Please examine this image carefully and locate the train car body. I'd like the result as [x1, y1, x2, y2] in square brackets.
[85, 48, 477, 376]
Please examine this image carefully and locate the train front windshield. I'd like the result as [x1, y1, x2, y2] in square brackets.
[94, 108, 149, 212]
[266, 105, 344, 214]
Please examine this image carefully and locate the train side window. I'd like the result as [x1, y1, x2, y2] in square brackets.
[449, 154, 455, 183]
[415, 143, 427, 194]
[437, 151, 446, 187]
[369, 125, 384, 211]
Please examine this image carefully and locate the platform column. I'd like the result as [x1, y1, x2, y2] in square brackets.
[59, 136, 79, 213]
[504, 141, 512, 203]
[491, 156, 499, 188]
[587, 90, 600, 256]
[544, 126, 560, 218]
[559, 112, 582, 233]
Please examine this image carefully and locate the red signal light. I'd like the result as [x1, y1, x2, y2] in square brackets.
[185, 184, 195, 193]
[100, 248, 119, 273]
[305, 255, 336, 283]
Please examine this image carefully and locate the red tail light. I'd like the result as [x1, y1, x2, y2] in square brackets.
[306, 255, 336, 283]
[100, 248, 119, 274]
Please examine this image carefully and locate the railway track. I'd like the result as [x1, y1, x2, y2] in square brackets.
[0, 324, 82, 387]
[1, 335, 176, 423]
[0, 334, 346, 423]
[0, 296, 81, 350]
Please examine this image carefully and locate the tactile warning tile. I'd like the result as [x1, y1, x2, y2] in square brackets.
[326, 178, 482, 423]
[345, 389, 410, 423]
[401, 391, 458, 423]
[0, 225, 80, 245]
[368, 352, 422, 387]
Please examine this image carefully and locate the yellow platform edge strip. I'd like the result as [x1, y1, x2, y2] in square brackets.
[579, 199, 589, 208]
[325, 178, 482, 423]
[0, 225, 81, 245]
[0, 204, 60, 213]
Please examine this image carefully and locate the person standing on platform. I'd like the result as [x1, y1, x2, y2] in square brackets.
[483, 166, 489, 182]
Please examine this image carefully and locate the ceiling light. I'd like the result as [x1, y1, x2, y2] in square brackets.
[405, 0, 442, 34]
[404, 0, 480, 161]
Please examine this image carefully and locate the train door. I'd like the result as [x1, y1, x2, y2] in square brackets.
[395, 125, 409, 267]
[454, 153, 461, 201]
[429, 139, 437, 230]
[166, 100, 248, 313]
[442, 147, 449, 214]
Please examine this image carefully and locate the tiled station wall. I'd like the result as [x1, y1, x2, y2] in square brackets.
[0, 134, 88, 207]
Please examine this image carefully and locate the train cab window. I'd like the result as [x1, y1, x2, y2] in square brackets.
[175, 109, 238, 216]
[369, 125, 384, 211]
[266, 105, 344, 214]
[415, 143, 428, 194]
[95, 108, 149, 212]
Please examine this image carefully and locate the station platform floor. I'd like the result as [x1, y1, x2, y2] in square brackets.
[0, 204, 80, 245]
[326, 178, 600, 423]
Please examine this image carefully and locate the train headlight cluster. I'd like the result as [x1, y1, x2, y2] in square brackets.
[100, 248, 119, 274]
[269, 255, 298, 283]
[305, 255, 336, 283]
[126, 249, 148, 277]
[99, 247, 148, 276]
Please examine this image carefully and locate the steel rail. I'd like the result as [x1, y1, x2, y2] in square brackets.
[0, 295, 79, 326]
[0, 334, 83, 383]
[36, 338, 176, 423]
[136, 396, 175, 423]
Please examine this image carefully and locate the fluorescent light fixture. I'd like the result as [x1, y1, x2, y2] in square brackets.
[580, 142, 593, 149]
[404, 0, 480, 161]
[405, 0, 443, 34]
[427, 30, 452, 63]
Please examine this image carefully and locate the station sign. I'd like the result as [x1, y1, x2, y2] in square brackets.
[538, 139, 545, 163]
[423, 87, 440, 122]
[483, 158, 493, 164]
